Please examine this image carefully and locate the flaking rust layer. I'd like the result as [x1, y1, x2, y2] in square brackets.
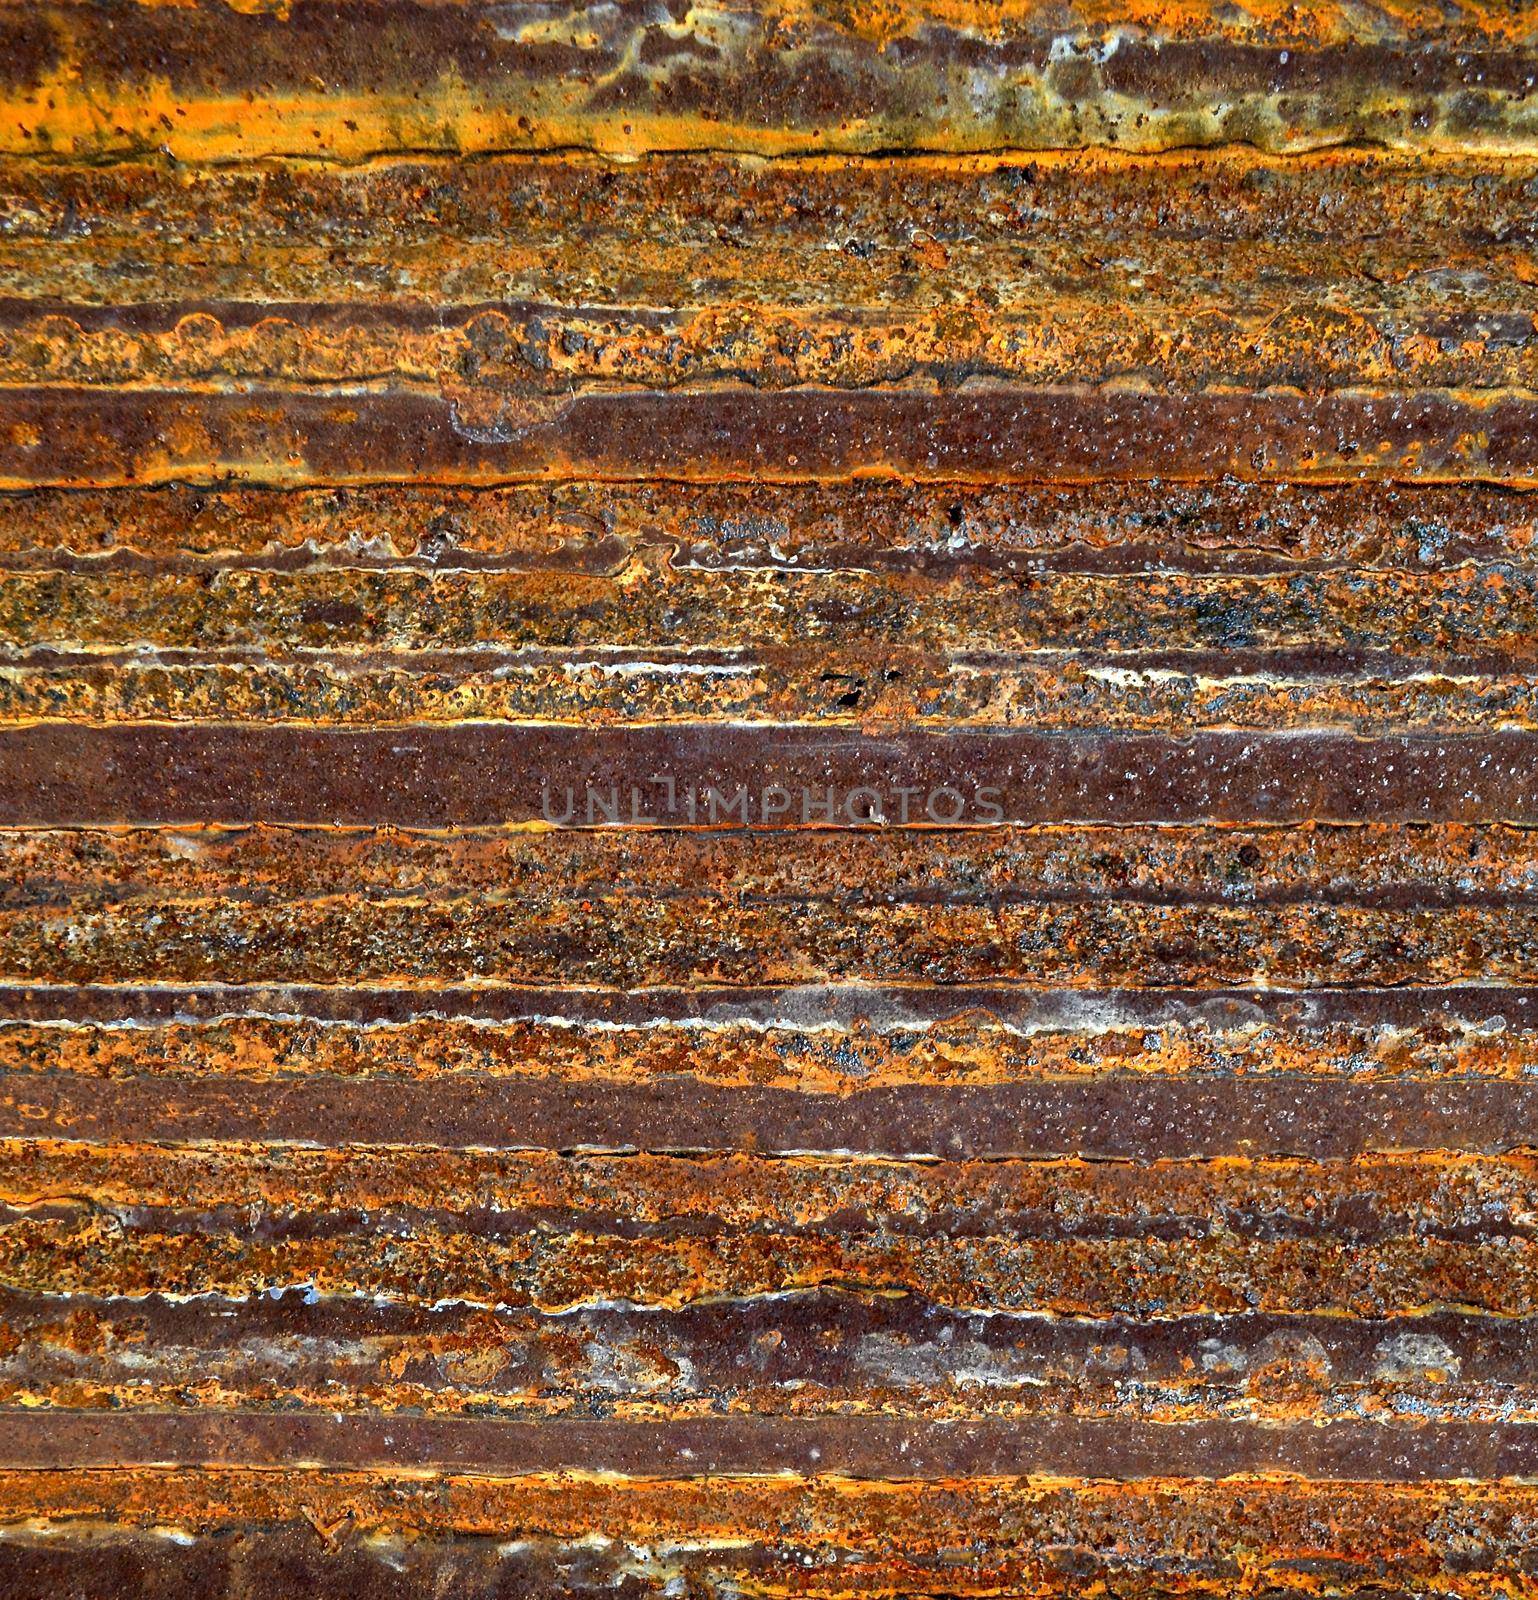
[6, 2, 1538, 1597]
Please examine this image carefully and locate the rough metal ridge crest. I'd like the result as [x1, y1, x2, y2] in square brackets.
[4, 2, 1538, 1596]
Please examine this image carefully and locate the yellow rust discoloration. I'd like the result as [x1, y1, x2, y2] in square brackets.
[14, 653, 1538, 728]
[1, 479, 1532, 563]
[7, 298, 1538, 394]
[4, 1470, 1538, 1598]
[3, 1, 1538, 162]
[5, 1144, 1538, 1322]
[5, 892, 1538, 985]
[8, 565, 1538, 656]
[3, 822, 1538, 986]
[4, 1006, 1536, 1085]
[5, 820, 1534, 908]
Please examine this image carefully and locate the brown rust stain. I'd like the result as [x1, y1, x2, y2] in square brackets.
[2, 384, 1533, 488]
[9, 723, 1538, 825]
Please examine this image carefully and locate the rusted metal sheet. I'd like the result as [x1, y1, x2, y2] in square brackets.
[5, 5, 1538, 1598]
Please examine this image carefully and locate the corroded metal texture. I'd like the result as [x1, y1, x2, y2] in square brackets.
[5, 6, 1538, 1599]
[6, 1, 1538, 157]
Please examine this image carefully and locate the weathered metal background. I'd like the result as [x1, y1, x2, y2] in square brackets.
[4, 2, 1538, 1594]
